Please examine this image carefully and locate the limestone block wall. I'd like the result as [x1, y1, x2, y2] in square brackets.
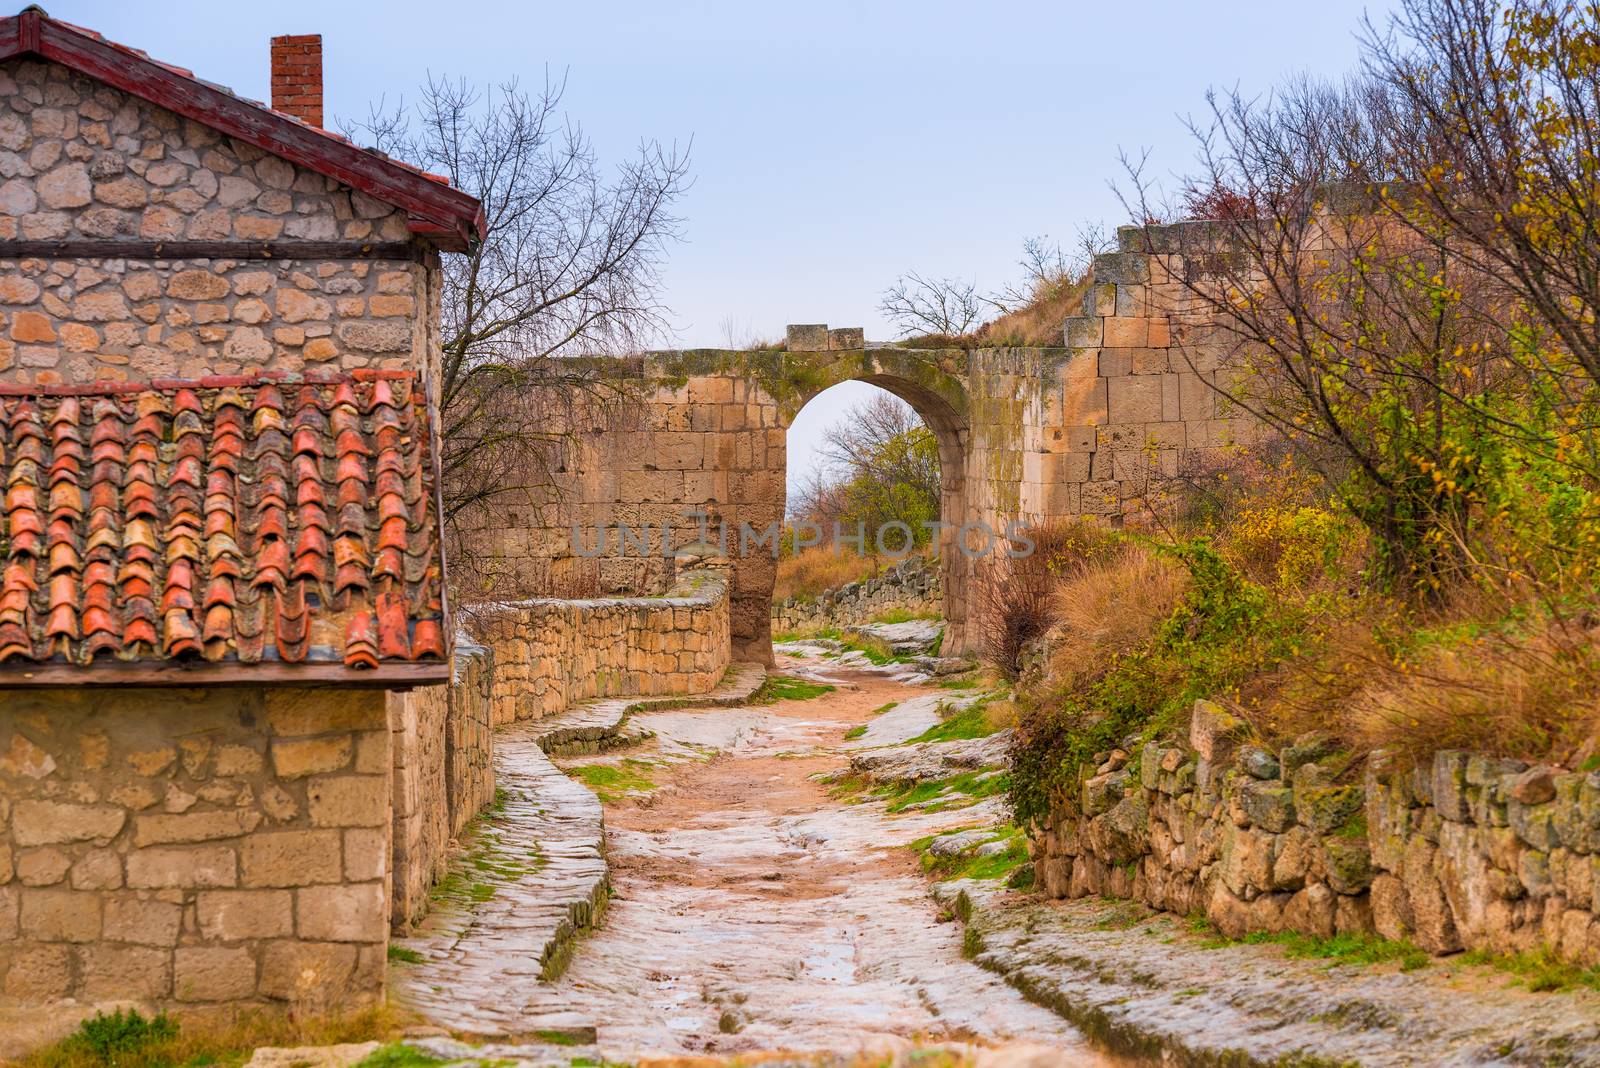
[0, 687, 392, 1011]
[473, 567, 732, 726]
[773, 556, 941, 635]
[388, 641, 496, 933]
[0, 58, 440, 386]
[1030, 701, 1600, 964]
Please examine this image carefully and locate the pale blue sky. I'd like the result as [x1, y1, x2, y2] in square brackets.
[56, 0, 1390, 488]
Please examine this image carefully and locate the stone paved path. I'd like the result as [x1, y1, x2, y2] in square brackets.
[398, 656, 1119, 1063]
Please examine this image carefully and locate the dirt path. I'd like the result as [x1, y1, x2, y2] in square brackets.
[515, 661, 1120, 1063]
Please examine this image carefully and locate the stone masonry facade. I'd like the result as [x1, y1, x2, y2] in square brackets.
[0, 688, 392, 1008]
[0, 59, 440, 386]
[1031, 700, 1600, 965]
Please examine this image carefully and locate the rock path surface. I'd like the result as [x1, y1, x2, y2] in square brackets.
[394, 657, 1117, 1063]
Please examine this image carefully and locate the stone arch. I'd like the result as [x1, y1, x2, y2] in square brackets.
[774, 357, 972, 659]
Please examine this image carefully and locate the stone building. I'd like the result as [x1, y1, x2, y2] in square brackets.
[0, 9, 483, 1019]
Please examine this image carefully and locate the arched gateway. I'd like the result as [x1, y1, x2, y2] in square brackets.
[459, 281, 1262, 662]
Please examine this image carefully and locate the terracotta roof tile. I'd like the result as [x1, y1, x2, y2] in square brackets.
[0, 373, 446, 672]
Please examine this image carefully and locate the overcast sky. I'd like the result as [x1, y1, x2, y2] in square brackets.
[59, 0, 1391, 490]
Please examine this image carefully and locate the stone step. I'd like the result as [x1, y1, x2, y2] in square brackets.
[533, 661, 767, 756]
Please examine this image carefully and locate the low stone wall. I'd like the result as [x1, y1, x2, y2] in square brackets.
[1030, 700, 1600, 964]
[0, 688, 392, 1012]
[773, 557, 941, 635]
[388, 640, 495, 933]
[473, 566, 732, 726]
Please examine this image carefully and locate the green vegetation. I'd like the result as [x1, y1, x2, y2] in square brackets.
[352, 1046, 448, 1068]
[872, 701, 899, 715]
[1190, 922, 1430, 972]
[17, 1008, 410, 1068]
[1460, 948, 1600, 993]
[908, 697, 1009, 744]
[913, 824, 1031, 882]
[568, 758, 658, 803]
[873, 607, 940, 624]
[751, 673, 835, 703]
[844, 724, 868, 740]
[386, 944, 425, 965]
[429, 789, 544, 907]
[832, 768, 1010, 814]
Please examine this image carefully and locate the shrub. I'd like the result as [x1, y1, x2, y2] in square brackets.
[70, 1010, 178, 1062]
[977, 520, 1124, 676]
[1048, 541, 1189, 689]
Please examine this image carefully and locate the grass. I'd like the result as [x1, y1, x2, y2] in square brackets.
[1191, 922, 1430, 971]
[429, 789, 540, 909]
[352, 1046, 448, 1068]
[568, 758, 657, 803]
[1460, 948, 1600, 992]
[386, 944, 425, 964]
[843, 724, 868, 739]
[16, 1007, 413, 1068]
[907, 698, 1012, 744]
[751, 673, 835, 703]
[774, 546, 892, 603]
[841, 768, 1010, 814]
[913, 824, 1031, 881]
[872, 607, 941, 625]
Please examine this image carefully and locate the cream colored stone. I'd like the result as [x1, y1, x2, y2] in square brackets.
[11, 800, 125, 846]
[125, 845, 236, 888]
[174, 945, 258, 1001]
[241, 830, 342, 887]
[132, 809, 262, 848]
[197, 889, 293, 940]
[271, 736, 352, 779]
[306, 775, 388, 828]
[20, 888, 101, 941]
[103, 895, 183, 946]
[296, 883, 386, 942]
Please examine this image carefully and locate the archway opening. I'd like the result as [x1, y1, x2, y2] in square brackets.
[770, 378, 963, 658]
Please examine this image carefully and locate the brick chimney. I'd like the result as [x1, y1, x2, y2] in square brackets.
[270, 34, 323, 127]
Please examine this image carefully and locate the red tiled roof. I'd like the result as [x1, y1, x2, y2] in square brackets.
[0, 9, 484, 251]
[0, 372, 449, 683]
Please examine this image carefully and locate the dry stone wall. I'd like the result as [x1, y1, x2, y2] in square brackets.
[0, 58, 439, 386]
[773, 556, 941, 635]
[1030, 700, 1600, 964]
[0, 687, 392, 1010]
[473, 566, 733, 726]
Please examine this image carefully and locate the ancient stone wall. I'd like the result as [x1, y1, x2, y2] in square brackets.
[1030, 701, 1600, 964]
[456, 231, 1251, 662]
[0, 688, 392, 1010]
[0, 59, 439, 386]
[388, 642, 496, 932]
[772, 556, 941, 635]
[471, 566, 732, 726]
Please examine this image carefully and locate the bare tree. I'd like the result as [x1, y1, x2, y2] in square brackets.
[879, 271, 985, 339]
[345, 74, 691, 540]
[988, 228, 1113, 315]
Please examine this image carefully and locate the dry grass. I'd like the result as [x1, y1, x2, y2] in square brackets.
[774, 547, 902, 604]
[977, 520, 1126, 676]
[976, 271, 1093, 347]
[1047, 542, 1189, 689]
[14, 1005, 412, 1068]
[1346, 616, 1600, 767]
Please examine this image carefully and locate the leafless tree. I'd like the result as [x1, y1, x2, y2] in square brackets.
[879, 271, 985, 339]
[345, 74, 691, 544]
[988, 228, 1113, 314]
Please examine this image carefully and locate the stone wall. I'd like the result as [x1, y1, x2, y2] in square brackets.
[472, 566, 732, 726]
[772, 556, 941, 635]
[0, 58, 440, 386]
[456, 230, 1255, 662]
[1030, 700, 1600, 964]
[389, 642, 495, 933]
[0, 688, 391, 1011]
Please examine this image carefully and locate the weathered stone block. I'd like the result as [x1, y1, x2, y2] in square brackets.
[306, 775, 389, 828]
[1190, 700, 1248, 764]
[258, 939, 359, 1001]
[175, 946, 258, 1001]
[133, 809, 262, 847]
[126, 845, 237, 889]
[20, 888, 101, 942]
[11, 799, 126, 846]
[241, 830, 343, 887]
[78, 944, 171, 1000]
[271, 736, 353, 779]
[197, 889, 293, 940]
[103, 895, 183, 947]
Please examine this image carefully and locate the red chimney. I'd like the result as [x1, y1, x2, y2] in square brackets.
[270, 34, 323, 127]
